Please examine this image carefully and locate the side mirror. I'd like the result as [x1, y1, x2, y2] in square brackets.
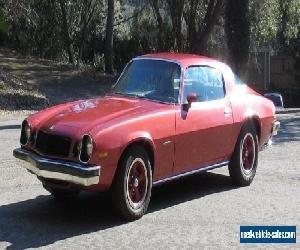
[187, 92, 198, 103]
[183, 92, 198, 111]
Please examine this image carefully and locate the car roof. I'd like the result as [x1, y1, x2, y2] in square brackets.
[135, 53, 235, 91]
[137, 53, 223, 67]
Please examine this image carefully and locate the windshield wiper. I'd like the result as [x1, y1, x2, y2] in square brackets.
[112, 92, 146, 99]
[111, 92, 125, 96]
[126, 93, 146, 99]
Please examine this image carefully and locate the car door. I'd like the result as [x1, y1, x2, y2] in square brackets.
[174, 66, 234, 174]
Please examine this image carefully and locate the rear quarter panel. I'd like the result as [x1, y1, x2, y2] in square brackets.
[229, 85, 276, 149]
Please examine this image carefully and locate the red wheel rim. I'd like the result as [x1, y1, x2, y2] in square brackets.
[241, 133, 255, 172]
[126, 158, 148, 208]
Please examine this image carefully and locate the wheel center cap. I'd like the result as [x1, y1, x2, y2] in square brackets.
[133, 178, 139, 188]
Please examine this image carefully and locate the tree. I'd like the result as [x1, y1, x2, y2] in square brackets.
[277, 0, 300, 53]
[150, 0, 164, 51]
[185, 0, 224, 54]
[185, 0, 198, 52]
[166, 0, 184, 52]
[59, 0, 75, 65]
[77, 0, 98, 66]
[225, 0, 250, 74]
[104, 0, 114, 74]
[0, 8, 10, 44]
[249, 0, 281, 49]
[2, 0, 299, 74]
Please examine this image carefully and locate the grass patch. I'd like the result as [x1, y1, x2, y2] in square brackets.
[8, 62, 24, 70]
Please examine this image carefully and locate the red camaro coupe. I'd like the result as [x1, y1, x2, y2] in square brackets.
[14, 53, 280, 220]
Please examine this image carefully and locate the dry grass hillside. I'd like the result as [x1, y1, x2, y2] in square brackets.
[0, 47, 114, 111]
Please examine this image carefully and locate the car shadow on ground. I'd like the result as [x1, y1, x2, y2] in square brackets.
[0, 125, 21, 130]
[0, 171, 237, 249]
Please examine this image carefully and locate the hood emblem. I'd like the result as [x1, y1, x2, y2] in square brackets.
[49, 125, 55, 130]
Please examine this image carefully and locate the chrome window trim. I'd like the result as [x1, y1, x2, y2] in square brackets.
[153, 160, 229, 186]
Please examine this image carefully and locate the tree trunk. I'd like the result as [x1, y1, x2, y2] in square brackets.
[59, 0, 75, 65]
[77, 17, 87, 67]
[167, 0, 184, 52]
[77, 0, 97, 67]
[192, 0, 224, 54]
[278, 0, 288, 53]
[151, 0, 164, 51]
[104, 0, 114, 74]
[225, 0, 250, 74]
[186, 0, 199, 52]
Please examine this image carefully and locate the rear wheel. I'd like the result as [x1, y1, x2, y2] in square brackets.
[111, 146, 152, 221]
[229, 123, 258, 186]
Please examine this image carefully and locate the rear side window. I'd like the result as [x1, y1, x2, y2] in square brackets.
[183, 66, 225, 102]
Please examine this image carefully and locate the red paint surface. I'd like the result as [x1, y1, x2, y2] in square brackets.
[23, 53, 276, 191]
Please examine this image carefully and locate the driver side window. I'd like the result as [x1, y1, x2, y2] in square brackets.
[183, 66, 225, 102]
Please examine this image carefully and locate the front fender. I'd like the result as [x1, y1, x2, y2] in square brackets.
[120, 131, 156, 156]
[88, 129, 156, 192]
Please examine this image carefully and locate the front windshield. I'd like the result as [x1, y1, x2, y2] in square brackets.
[113, 59, 181, 103]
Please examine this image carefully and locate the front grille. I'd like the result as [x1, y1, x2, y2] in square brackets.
[35, 131, 71, 157]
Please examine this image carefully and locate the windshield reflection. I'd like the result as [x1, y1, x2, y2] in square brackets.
[113, 59, 181, 103]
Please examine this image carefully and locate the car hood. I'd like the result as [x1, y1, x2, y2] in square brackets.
[32, 96, 154, 137]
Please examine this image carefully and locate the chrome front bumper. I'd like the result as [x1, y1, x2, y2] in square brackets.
[13, 148, 100, 187]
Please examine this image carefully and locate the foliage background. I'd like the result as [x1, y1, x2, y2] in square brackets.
[0, 0, 299, 73]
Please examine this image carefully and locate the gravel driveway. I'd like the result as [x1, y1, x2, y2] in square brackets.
[0, 113, 299, 249]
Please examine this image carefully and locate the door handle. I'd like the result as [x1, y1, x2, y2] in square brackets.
[224, 107, 232, 116]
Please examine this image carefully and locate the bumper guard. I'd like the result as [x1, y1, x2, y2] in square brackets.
[272, 121, 280, 136]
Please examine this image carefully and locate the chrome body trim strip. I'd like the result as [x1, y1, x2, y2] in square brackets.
[153, 161, 229, 186]
[13, 148, 100, 186]
[162, 140, 173, 146]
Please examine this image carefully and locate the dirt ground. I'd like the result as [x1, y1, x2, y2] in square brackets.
[0, 47, 114, 110]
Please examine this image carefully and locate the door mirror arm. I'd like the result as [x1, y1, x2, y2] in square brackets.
[182, 93, 198, 111]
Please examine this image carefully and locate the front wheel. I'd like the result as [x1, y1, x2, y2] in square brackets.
[111, 146, 152, 221]
[229, 123, 258, 186]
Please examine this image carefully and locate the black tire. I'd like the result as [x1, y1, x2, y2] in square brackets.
[43, 185, 80, 201]
[229, 122, 259, 186]
[111, 146, 152, 221]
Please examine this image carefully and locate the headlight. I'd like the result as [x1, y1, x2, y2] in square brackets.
[20, 120, 31, 146]
[79, 134, 93, 163]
